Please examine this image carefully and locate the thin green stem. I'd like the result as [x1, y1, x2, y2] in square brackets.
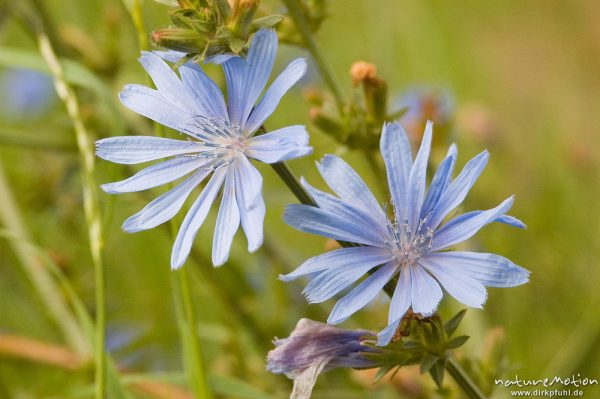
[445, 358, 486, 399]
[123, 0, 149, 51]
[270, 162, 317, 207]
[177, 267, 213, 399]
[281, 0, 344, 113]
[34, 21, 107, 399]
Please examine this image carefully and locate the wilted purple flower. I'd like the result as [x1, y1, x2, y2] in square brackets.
[96, 29, 311, 268]
[268, 318, 378, 398]
[282, 121, 529, 346]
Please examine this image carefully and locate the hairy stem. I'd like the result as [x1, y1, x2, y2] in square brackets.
[445, 358, 487, 399]
[34, 20, 107, 399]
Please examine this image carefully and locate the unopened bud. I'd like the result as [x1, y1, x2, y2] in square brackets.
[350, 61, 377, 87]
[151, 27, 207, 53]
[229, 0, 260, 36]
[350, 61, 388, 123]
[303, 87, 323, 106]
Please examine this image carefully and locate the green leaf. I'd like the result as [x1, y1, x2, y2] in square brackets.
[420, 355, 439, 374]
[446, 335, 470, 350]
[373, 366, 393, 384]
[214, 0, 232, 20]
[229, 38, 246, 54]
[428, 359, 446, 389]
[444, 309, 467, 337]
[250, 14, 285, 31]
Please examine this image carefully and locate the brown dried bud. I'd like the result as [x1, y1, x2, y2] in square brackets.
[350, 61, 378, 87]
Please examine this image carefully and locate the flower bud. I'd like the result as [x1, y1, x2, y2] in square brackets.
[151, 27, 208, 53]
[350, 61, 377, 87]
[350, 61, 388, 124]
[302, 87, 323, 106]
[229, 0, 260, 36]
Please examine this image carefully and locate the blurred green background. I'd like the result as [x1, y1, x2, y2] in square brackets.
[1, 0, 599, 398]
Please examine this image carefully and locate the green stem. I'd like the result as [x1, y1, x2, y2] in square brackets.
[445, 358, 486, 399]
[270, 162, 317, 207]
[34, 20, 107, 399]
[177, 267, 213, 399]
[281, 0, 344, 113]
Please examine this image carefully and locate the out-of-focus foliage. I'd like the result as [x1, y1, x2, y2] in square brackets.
[1, 0, 599, 398]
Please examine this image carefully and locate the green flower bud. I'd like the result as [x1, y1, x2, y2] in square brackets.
[151, 27, 208, 53]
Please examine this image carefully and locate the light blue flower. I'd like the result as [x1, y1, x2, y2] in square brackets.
[0, 68, 55, 120]
[96, 29, 312, 268]
[282, 121, 529, 346]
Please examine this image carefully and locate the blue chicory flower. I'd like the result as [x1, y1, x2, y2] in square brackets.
[267, 318, 378, 398]
[0, 68, 55, 120]
[96, 29, 312, 268]
[282, 121, 529, 346]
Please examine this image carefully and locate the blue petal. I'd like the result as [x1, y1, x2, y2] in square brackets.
[328, 262, 398, 324]
[300, 179, 390, 240]
[495, 214, 526, 229]
[419, 257, 487, 308]
[380, 122, 412, 219]
[428, 150, 489, 229]
[420, 144, 457, 220]
[431, 196, 514, 251]
[284, 204, 387, 247]
[123, 168, 211, 233]
[389, 266, 411, 323]
[406, 121, 433, 231]
[410, 264, 443, 315]
[138, 52, 197, 114]
[119, 85, 194, 134]
[244, 58, 307, 133]
[377, 318, 401, 346]
[223, 29, 277, 127]
[205, 53, 237, 65]
[171, 168, 226, 269]
[96, 136, 205, 164]
[233, 156, 265, 252]
[179, 64, 229, 121]
[280, 246, 393, 281]
[153, 50, 188, 63]
[317, 155, 388, 227]
[246, 125, 312, 163]
[101, 156, 207, 193]
[212, 167, 241, 266]
[425, 252, 529, 287]
[302, 261, 382, 303]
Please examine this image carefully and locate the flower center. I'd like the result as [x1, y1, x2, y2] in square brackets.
[183, 116, 248, 164]
[384, 214, 434, 267]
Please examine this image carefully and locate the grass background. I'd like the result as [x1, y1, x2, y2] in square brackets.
[1, 0, 599, 397]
